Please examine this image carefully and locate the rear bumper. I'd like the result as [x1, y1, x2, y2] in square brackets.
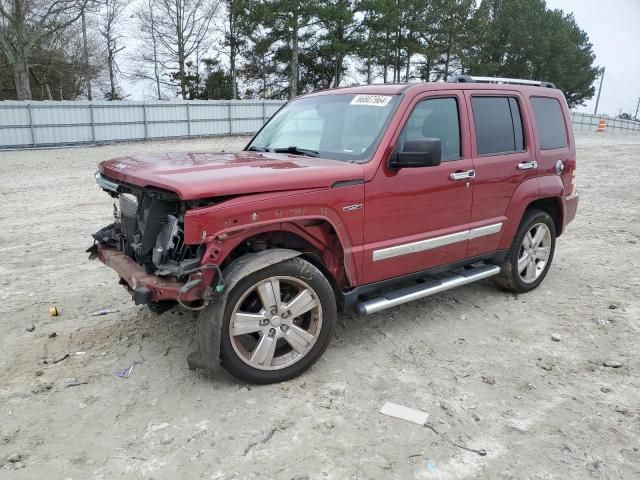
[565, 192, 579, 227]
[96, 244, 203, 303]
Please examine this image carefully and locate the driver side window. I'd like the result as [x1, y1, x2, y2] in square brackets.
[400, 97, 461, 161]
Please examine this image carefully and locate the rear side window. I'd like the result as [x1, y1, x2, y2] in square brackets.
[530, 97, 568, 150]
[471, 96, 524, 155]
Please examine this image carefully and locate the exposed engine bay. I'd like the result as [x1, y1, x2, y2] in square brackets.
[91, 173, 204, 279]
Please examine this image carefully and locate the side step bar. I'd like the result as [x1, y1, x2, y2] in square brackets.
[355, 264, 501, 315]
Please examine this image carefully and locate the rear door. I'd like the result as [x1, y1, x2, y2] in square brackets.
[463, 91, 537, 257]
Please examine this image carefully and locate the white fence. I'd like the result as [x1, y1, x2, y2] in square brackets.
[0, 100, 638, 149]
[0, 100, 286, 149]
[570, 112, 640, 133]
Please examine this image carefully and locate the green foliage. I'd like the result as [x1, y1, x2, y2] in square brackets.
[199, 59, 234, 99]
[0, 0, 601, 107]
[468, 0, 598, 107]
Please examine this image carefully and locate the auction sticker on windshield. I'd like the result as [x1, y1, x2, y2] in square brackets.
[350, 95, 393, 107]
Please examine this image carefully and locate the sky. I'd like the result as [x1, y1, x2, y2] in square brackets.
[120, 0, 640, 116]
[545, 0, 640, 115]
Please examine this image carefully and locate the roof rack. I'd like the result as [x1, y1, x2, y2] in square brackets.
[447, 75, 556, 89]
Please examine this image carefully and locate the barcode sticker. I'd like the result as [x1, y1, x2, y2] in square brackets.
[350, 95, 393, 107]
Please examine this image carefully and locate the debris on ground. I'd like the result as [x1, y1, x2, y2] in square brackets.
[143, 421, 171, 440]
[603, 360, 622, 368]
[49, 307, 59, 316]
[380, 402, 487, 457]
[551, 333, 561, 342]
[25, 325, 35, 332]
[380, 402, 430, 425]
[48, 332, 57, 339]
[243, 422, 293, 456]
[90, 308, 120, 316]
[115, 360, 142, 378]
[538, 361, 553, 371]
[65, 380, 89, 388]
[44, 353, 69, 365]
[482, 375, 497, 385]
[6, 453, 22, 464]
[31, 382, 53, 394]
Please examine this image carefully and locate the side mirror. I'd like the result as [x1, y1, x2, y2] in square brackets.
[389, 138, 442, 169]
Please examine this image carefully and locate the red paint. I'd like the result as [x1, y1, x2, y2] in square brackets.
[100, 152, 365, 201]
[96, 82, 579, 300]
[97, 245, 206, 302]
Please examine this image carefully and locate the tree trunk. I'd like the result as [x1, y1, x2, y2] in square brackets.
[149, 9, 162, 99]
[229, 8, 237, 99]
[81, 10, 92, 100]
[176, 3, 186, 99]
[366, 29, 372, 84]
[11, 0, 32, 101]
[334, 55, 343, 88]
[444, 51, 451, 80]
[383, 30, 389, 83]
[108, 51, 116, 99]
[405, 49, 411, 82]
[289, 17, 299, 99]
[13, 58, 32, 100]
[394, 27, 401, 82]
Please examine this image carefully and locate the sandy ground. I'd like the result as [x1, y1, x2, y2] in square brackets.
[0, 132, 639, 480]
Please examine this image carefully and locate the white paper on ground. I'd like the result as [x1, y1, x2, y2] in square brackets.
[380, 402, 429, 425]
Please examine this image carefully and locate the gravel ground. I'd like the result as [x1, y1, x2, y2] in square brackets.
[1, 133, 639, 479]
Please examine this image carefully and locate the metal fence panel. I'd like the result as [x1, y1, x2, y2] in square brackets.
[0, 99, 287, 149]
[1, 100, 638, 149]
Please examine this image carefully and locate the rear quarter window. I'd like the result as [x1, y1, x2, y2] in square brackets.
[530, 97, 568, 150]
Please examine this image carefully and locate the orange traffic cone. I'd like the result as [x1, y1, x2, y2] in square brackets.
[596, 119, 606, 132]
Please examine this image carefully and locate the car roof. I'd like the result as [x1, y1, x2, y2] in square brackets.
[300, 82, 563, 99]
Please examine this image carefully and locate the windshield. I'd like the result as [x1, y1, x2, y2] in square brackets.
[247, 93, 401, 162]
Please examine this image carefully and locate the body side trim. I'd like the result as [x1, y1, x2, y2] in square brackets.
[372, 223, 502, 261]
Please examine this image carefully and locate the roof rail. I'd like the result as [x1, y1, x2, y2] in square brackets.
[447, 75, 556, 89]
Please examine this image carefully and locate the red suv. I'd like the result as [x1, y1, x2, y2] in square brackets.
[90, 76, 579, 383]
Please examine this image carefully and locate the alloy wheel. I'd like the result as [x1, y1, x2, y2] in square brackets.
[517, 223, 552, 283]
[228, 276, 323, 370]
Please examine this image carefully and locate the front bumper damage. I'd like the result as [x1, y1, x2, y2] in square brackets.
[91, 243, 207, 304]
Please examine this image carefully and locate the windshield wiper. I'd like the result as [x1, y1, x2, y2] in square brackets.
[272, 146, 319, 157]
[247, 145, 268, 152]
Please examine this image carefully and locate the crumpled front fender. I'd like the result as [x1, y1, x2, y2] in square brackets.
[187, 248, 302, 373]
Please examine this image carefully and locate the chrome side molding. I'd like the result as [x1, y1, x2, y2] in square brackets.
[372, 223, 503, 262]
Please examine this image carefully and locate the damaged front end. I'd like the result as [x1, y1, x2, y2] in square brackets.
[89, 172, 220, 309]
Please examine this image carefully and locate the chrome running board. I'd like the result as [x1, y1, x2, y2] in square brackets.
[354, 264, 501, 315]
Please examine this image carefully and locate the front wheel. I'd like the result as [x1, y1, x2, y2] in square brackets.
[496, 209, 556, 293]
[219, 257, 337, 384]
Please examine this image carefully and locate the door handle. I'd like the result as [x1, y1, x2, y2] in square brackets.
[517, 161, 538, 170]
[449, 170, 476, 181]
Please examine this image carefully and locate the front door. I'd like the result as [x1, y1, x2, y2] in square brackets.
[361, 92, 474, 284]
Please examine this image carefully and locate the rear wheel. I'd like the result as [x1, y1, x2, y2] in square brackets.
[496, 209, 556, 293]
[220, 257, 336, 384]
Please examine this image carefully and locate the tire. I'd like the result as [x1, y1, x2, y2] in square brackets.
[495, 209, 556, 293]
[219, 257, 337, 384]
